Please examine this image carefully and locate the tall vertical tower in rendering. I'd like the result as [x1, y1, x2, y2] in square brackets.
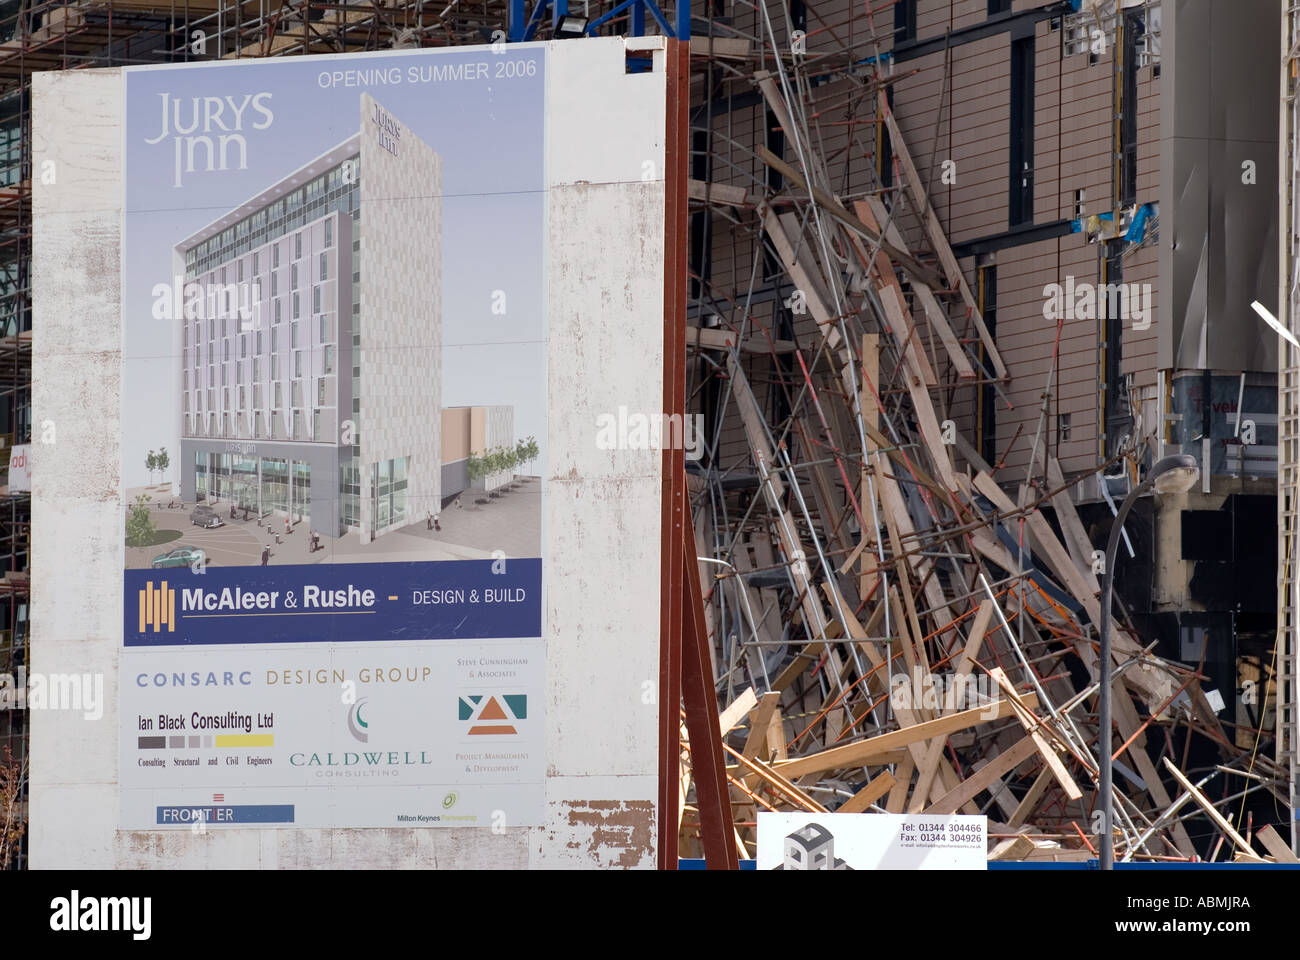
[356, 92, 442, 542]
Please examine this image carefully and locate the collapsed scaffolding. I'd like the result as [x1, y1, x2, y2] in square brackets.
[679, 1, 1294, 864]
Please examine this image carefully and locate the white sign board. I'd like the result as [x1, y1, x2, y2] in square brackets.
[116, 46, 548, 830]
[33, 34, 671, 868]
[8, 443, 29, 493]
[757, 813, 987, 870]
[121, 641, 544, 828]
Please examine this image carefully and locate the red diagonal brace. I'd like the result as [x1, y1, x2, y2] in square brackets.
[681, 523, 739, 870]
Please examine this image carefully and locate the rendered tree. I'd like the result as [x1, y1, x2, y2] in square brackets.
[157, 446, 171, 486]
[466, 452, 487, 488]
[145, 450, 157, 485]
[125, 494, 156, 547]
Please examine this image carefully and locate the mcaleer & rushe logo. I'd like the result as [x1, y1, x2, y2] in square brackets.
[136, 579, 378, 633]
[138, 580, 176, 633]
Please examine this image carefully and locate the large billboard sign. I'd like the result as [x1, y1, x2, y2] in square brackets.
[35, 36, 673, 868]
[119, 47, 547, 829]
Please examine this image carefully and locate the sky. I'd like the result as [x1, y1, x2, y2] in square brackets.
[122, 46, 546, 488]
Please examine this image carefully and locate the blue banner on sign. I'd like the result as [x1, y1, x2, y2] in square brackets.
[125, 558, 542, 646]
[157, 805, 295, 824]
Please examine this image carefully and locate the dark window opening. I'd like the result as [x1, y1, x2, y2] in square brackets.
[978, 265, 998, 466]
[689, 128, 711, 303]
[1103, 241, 1132, 459]
[1009, 36, 1034, 226]
[879, 86, 895, 189]
[894, 0, 916, 45]
[1120, 11, 1141, 207]
[988, 0, 1011, 14]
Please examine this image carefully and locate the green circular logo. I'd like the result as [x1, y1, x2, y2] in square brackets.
[442, 792, 457, 809]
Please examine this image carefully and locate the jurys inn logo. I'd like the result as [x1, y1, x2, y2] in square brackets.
[144, 92, 275, 187]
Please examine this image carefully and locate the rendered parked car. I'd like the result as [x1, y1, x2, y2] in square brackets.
[152, 546, 206, 569]
[190, 505, 224, 528]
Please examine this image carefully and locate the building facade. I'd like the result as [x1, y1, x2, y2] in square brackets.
[176, 93, 442, 541]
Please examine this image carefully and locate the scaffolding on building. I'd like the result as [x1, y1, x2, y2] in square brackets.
[2, 0, 1294, 868]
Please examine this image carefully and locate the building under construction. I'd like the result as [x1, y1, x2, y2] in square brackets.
[6, 0, 1300, 869]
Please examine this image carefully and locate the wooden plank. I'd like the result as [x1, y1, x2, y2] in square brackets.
[731, 543, 783, 651]
[1256, 824, 1300, 863]
[689, 37, 753, 58]
[687, 178, 749, 205]
[874, 438, 955, 624]
[876, 287, 958, 494]
[742, 691, 782, 760]
[909, 600, 994, 812]
[915, 283, 976, 380]
[725, 743, 828, 813]
[870, 259, 938, 386]
[820, 579, 974, 812]
[839, 772, 898, 813]
[687, 325, 796, 354]
[860, 332, 881, 603]
[727, 355, 829, 639]
[1007, 765, 1054, 828]
[719, 687, 759, 735]
[1045, 456, 1101, 582]
[924, 735, 1038, 815]
[778, 212, 839, 321]
[1113, 692, 1196, 857]
[761, 208, 841, 351]
[772, 693, 1039, 779]
[855, 197, 974, 379]
[1162, 758, 1265, 861]
[989, 667, 1083, 801]
[766, 708, 789, 761]
[771, 645, 817, 693]
[973, 471, 1098, 624]
[755, 145, 945, 290]
[876, 90, 1006, 378]
[886, 752, 915, 813]
[989, 835, 1037, 861]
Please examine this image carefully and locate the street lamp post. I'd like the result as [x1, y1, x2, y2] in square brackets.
[1098, 453, 1199, 870]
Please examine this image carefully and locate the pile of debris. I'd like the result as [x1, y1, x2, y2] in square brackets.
[678, 12, 1291, 865]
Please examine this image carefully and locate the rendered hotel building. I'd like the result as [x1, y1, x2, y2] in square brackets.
[175, 93, 441, 541]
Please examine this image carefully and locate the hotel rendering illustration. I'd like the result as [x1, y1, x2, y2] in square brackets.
[174, 92, 444, 541]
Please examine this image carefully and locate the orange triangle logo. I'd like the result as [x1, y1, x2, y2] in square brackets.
[479, 696, 508, 721]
